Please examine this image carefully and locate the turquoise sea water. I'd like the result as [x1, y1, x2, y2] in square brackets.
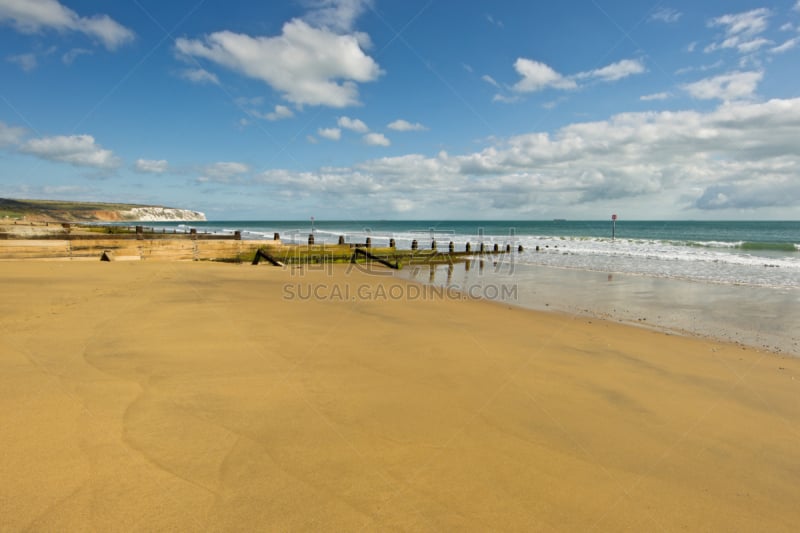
[149, 220, 800, 289]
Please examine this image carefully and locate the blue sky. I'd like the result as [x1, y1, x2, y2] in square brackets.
[1, 0, 799, 220]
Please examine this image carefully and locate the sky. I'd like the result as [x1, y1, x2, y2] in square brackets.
[1, 0, 799, 220]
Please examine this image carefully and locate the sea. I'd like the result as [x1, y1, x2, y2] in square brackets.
[144, 219, 800, 354]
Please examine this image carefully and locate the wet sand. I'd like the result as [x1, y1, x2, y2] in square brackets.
[1, 261, 799, 530]
[400, 262, 800, 356]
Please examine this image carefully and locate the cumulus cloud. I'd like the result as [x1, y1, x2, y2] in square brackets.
[338, 116, 368, 132]
[576, 59, 646, 82]
[510, 57, 644, 94]
[245, 98, 800, 215]
[180, 68, 219, 85]
[705, 8, 771, 54]
[318, 127, 341, 140]
[0, 0, 134, 50]
[197, 161, 249, 183]
[363, 132, 390, 146]
[20, 134, 120, 169]
[174, 19, 382, 108]
[0, 120, 26, 145]
[387, 119, 427, 131]
[682, 70, 763, 101]
[649, 7, 682, 23]
[511, 58, 576, 92]
[135, 159, 169, 174]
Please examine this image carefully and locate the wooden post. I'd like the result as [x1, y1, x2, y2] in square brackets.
[465, 242, 471, 253]
[274, 232, 280, 240]
[136, 225, 143, 240]
[493, 243, 499, 253]
[479, 243, 485, 253]
[612, 214, 617, 240]
[234, 230, 241, 241]
[190, 228, 197, 240]
[519, 245, 525, 252]
[338, 235, 345, 245]
[431, 240, 437, 250]
[365, 237, 372, 248]
[449, 241, 455, 253]
[389, 238, 396, 248]
[308, 234, 315, 245]
[506, 244, 511, 253]
[411, 239, 418, 251]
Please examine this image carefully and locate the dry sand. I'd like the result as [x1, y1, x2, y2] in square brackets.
[1, 261, 799, 531]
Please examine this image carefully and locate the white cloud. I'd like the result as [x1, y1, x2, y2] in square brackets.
[180, 68, 220, 85]
[542, 98, 566, 110]
[687, 41, 697, 52]
[481, 74, 500, 88]
[175, 19, 382, 108]
[0, 0, 134, 50]
[485, 14, 503, 28]
[735, 38, 773, 54]
[62, 47, 92, 64]
[338, 116, 368, 132]
[306, 135, 318, 144]
[387, 119, 427, 131]
[264, 105, 294, 121]
[493, 93, 521, 104]
[318, 127, 341, 140]
[20, 134, 120, 169]
[675, 60, 723, 75]
[301, 0, 373, 33]
[683, 71, 763, 101]
[0, 121, 26, 146]
[705, 8, 771, 54]
[510, 57, 644, 95]
[770, 37, 799, 54]
[640, 92, 672, 101]
[135, 159, 169, 174]
[6, 52, 36, 71]
[247, 98, 800, 215]
[363, 132, 390, 146]
[511, 58, 576, 92]
[795, 1, 800, 12]
[576, 59, 646, 82]
[198, 161, 249, 183]
[649, 8, 682, 23]
[779, 22, 793, 31]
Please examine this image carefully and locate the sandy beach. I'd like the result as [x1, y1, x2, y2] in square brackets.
[1, 261, 799, 531]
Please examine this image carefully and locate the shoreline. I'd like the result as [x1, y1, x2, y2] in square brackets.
[397, 261, 800, 357]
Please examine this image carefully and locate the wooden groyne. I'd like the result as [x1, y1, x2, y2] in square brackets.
[0, 224, 521, 266]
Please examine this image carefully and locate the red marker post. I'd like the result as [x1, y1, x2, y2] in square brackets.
[611, 214, 617, 240]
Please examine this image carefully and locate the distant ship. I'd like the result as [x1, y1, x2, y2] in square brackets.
[553, 218, 567, 222]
